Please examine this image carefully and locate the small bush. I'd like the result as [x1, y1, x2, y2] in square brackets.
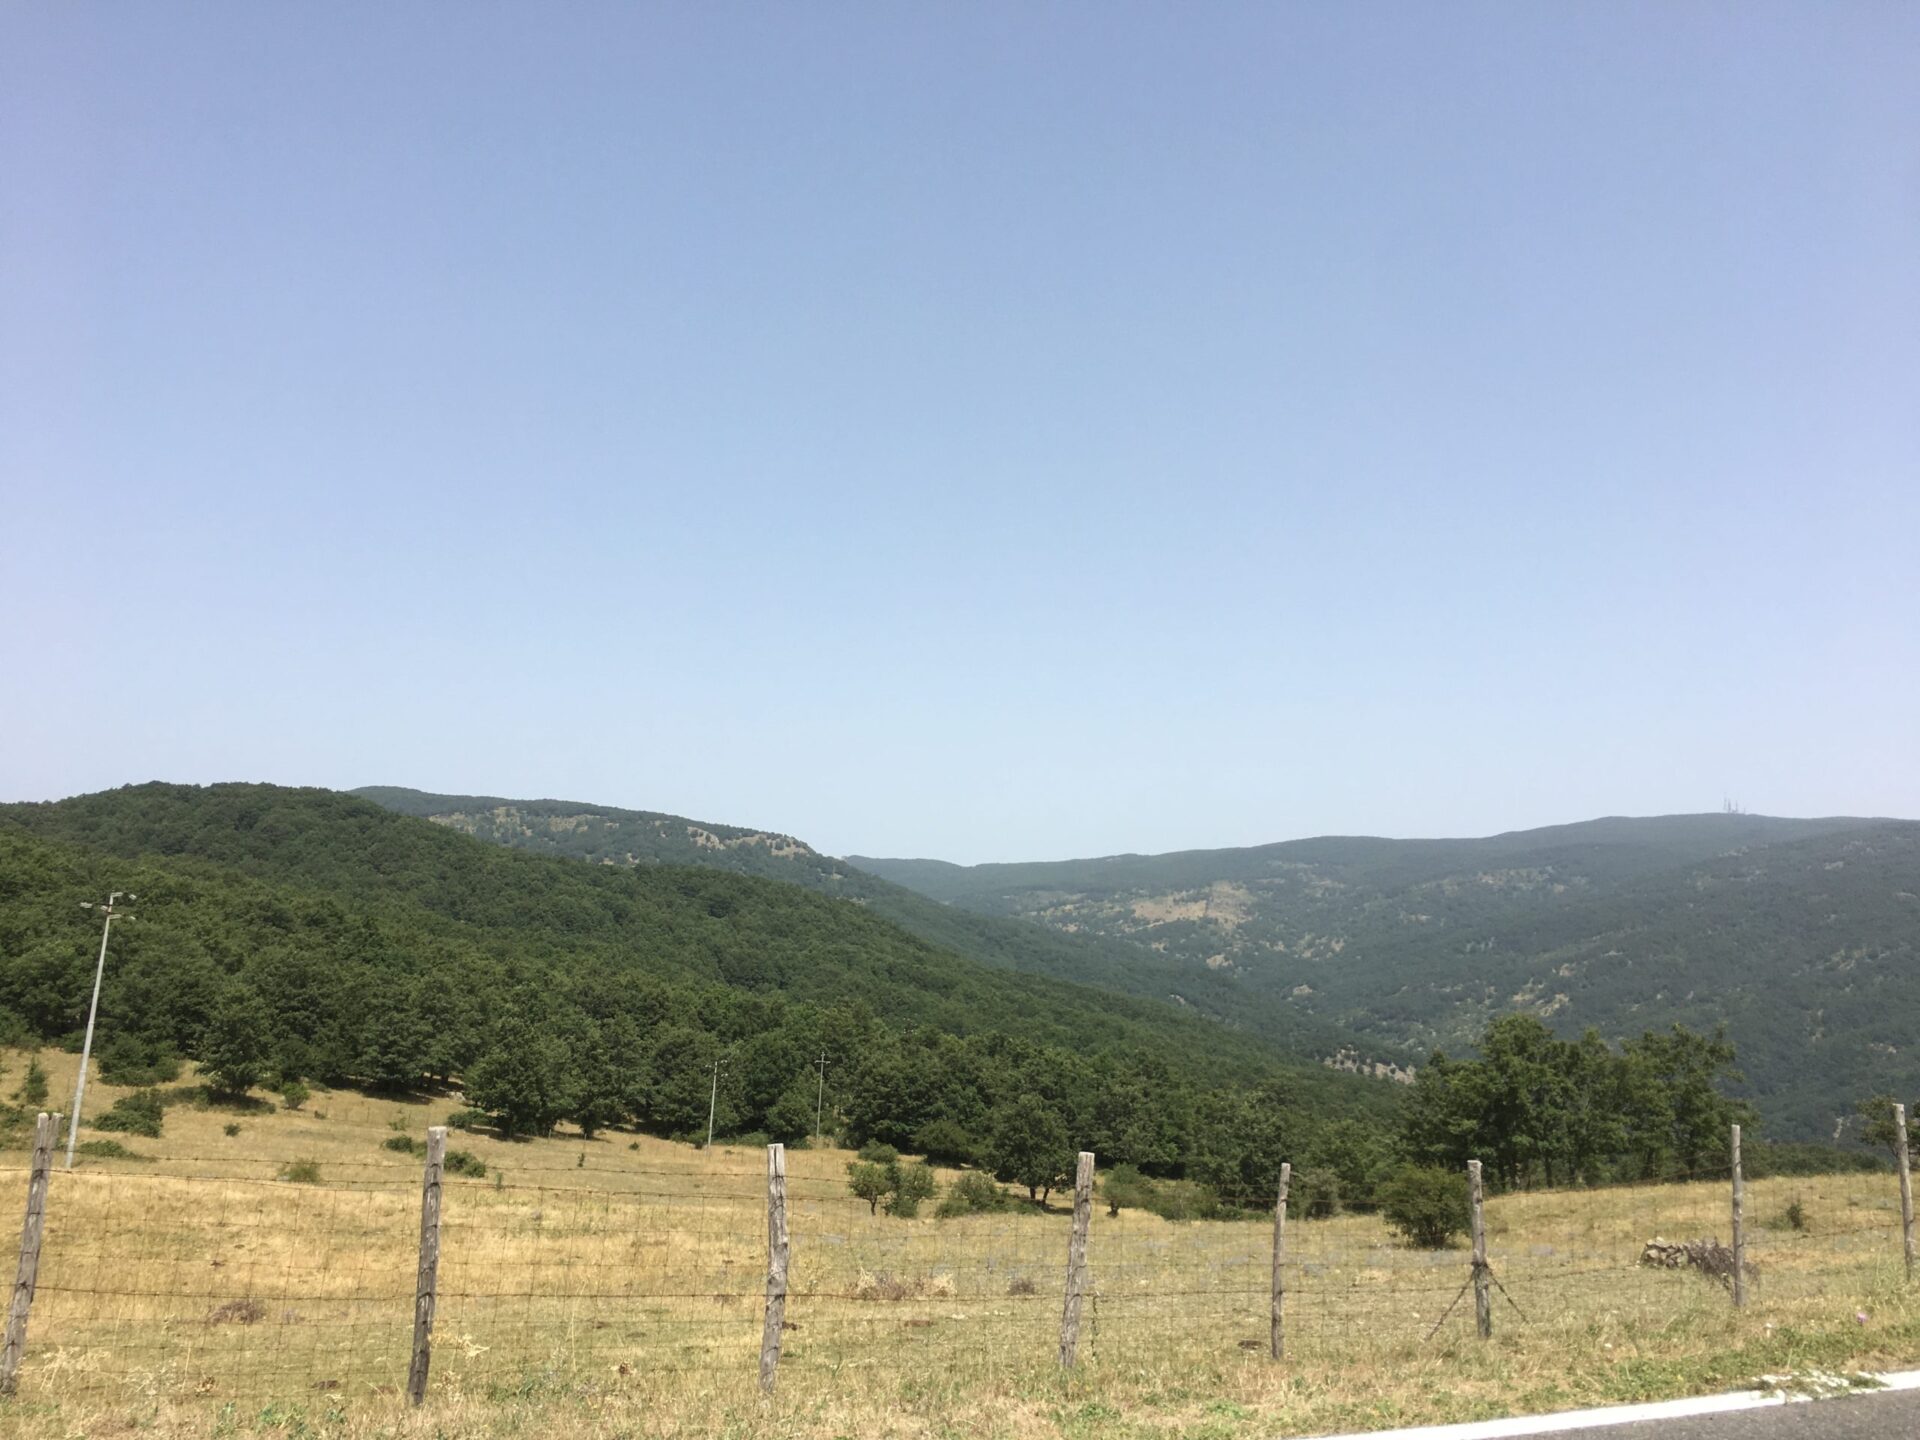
[887, 1160, 937, 1218]
[445, 1149, 486, 1178]
[93, 1089, 165, 1139]
[205, 1298, 267, 1325]
[445, 1108, 488, 1133]
[937, 1169, 1013, 1218]
[1293, 1167, 1343, 1219]
[96, 1034, 182, 1087]
[12, 1054, 48, 1106]
[851, 1270, 953, 1301]
[383, 1135, 418, 1154]
[223, 1122, 242, 1138]
[856, 1141, 901, 1166]
[1764, 1198, 1809, 1233]
[913, 1118, 978, 1167]
[1103, 1163, 1154, 1217]
[279, 1159, 323, 1185]
[1379, 1165, 1470, 1249]
[1006, 1275, 1038, 1296]
[77, 1138, 153, 1162]
[848, 1161, 892, 1214]
[279, 1080, 311, 1112]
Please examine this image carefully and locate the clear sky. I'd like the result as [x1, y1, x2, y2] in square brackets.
[3, 3, 1916, 863]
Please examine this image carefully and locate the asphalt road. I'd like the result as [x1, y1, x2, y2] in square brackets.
[1554, 1387, 1920, 1439]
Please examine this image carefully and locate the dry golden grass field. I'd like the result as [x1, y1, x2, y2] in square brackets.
[4, 1046, 1920, 1440]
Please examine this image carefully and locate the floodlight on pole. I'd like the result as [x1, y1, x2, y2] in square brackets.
[67, 892, 134, 1169]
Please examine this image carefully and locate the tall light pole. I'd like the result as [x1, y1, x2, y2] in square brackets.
[814, 1051, 830, 1143]
[704, 1056, 727, 1151]
[67, 892, 134, 1169]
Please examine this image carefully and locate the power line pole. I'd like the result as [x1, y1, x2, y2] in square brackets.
[705, 1056, 727, 1150]
[67, 892, 134, 1170]
[814, 1051, 830, 1142]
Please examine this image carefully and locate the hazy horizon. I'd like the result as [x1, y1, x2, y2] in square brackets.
[8, 775, 1913, 869]
[6, 4, 1917, 863]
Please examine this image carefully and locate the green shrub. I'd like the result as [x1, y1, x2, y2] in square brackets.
[223, 1122, 242, 1137]
[77, 1138, 153, 1162]
[887, 1160, 937, 1218]
[1293, 1167, 1343, 1219]
[279, 1159, 323, 1185]
[279, 1080, 311, 1112]
[1764, 1197, 1809, 1232]
[96, 1034, 182, 1087]
[857, 1141, 901, 1166]
[445, 1108, 489, 1133]
[445, 1149, 487, 1178]
[1378, 1165, 1469, 1249]
[93, 1089, 165, 1139]
[848, 1161, 892, 1214]
[1100, 1164, 1222, 1221]
[913, 1119, 978, 1167]
[383, 1134, 418, 1154]
[1102, 1163, 1155, 1216]
[936, 1168, 1012, 1218]
[12, 1054, 48, 1106]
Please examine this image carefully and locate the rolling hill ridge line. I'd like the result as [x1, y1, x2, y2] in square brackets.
[850, 813, 1920, 1140]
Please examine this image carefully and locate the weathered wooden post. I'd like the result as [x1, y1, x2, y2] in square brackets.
[1, 1113, 57, 1396]
[1270, 1161, 1291, 1360]
[1897, 1104, 1915, 1282]
[1058, 1151, 1095, 1368]
[406, 1126, 447, 1405]
[1730, 1122, 1747, 1309]
[1468, 1159, 1491, 1339]
[759, 1142, 789, 1393]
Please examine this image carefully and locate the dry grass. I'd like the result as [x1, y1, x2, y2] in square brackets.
[3, 1047, 1919, 1439]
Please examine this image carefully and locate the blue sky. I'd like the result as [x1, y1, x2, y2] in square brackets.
[3, 3, 1915, 862]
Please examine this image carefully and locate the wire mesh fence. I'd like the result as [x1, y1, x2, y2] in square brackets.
[3, 1122, 1915, 1409]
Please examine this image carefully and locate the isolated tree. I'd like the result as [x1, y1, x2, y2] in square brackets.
[1379, 1165, 1470, 1249]
[987, 1095, 1071, 1203]
[466, 1022, 578, 1137]
[765, 1074, 819, 1146]
[847, 1161, 892, 1214]
[201, 989, 274, 1098]
[1857, 1094, 1906, 1161]
[13, 1053, 48, 1106]
[887, 1160, 937, 1218]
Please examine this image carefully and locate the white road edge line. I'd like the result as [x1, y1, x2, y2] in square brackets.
[1298, 1368, 1920, 1440]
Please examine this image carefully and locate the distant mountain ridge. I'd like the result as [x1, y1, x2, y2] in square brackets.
[850, 813, 1920, 1139]
[352, 786, 1398, 1070]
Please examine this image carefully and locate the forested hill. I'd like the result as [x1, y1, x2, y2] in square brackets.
[352, 786, 1392, 1071]
[0, 784, 1398, 1169]
[851, 815, 1920, 1139]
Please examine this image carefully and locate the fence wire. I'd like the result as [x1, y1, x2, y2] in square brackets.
[0, 1143, 1912, 1406]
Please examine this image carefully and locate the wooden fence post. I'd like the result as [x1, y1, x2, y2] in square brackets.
[1, 1113, 56, 1396]
[1468, 1159, 1491, 1339]
[759, 1142, 789, 1393]
[1730, 1122, 1746, 1309]
[406, 1126, 446, 1406]
[1058, 1151, 1095, 1368]
[1897, 1104, 1915, 1282]
[1270, 1161, 1290, 1360]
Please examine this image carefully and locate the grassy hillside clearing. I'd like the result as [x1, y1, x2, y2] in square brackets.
[2, 1047, 1919, 1440]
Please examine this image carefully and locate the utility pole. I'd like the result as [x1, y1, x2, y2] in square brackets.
[814, 1051, 830, 1143]
[705, 1056, 727, 1150]
[67, 892, 134, 1170]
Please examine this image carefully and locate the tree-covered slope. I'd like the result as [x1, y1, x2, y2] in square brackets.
[852, 815, 1920, 1139]
[352, 786, 1391, 1070]
[0, 784, 1399, 1146]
